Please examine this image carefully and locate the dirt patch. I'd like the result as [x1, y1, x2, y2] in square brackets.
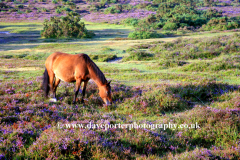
[107, 57, 123, 63]
[0, 67, 42, 71]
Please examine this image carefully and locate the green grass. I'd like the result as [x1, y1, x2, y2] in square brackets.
[0, 22, 43, 34]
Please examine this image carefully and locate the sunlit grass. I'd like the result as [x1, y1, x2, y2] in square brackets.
[0, 22, 43, 34]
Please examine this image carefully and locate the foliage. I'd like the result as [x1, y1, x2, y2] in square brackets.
[86, 0, 118, 4]
[41, 14, 95, 39]
[163, 22, 178, 30]
[89, 54, 117, 62]
[128, 28, 163, 39]
[123, 49, 154, 61]
[150, 33, 240, 60]
[104, 4, 122, 14]
[120, 0, 240, 34]
[202, 17, 239, 31]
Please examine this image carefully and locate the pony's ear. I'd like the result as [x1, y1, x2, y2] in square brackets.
[107, 80, 112, 85]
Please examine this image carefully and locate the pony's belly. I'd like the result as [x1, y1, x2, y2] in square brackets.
[54, 71, 76, 82]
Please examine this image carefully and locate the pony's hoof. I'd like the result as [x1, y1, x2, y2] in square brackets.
[72, 101, 76, 104]
[49, 98, 57, 102]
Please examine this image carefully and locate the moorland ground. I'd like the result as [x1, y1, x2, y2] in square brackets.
[0, 0, 240, 159]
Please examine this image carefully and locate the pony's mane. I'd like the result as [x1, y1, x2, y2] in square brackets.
[81, 54, 107, 84]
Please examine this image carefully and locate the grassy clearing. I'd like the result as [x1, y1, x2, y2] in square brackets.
[0, 22, 43, 34]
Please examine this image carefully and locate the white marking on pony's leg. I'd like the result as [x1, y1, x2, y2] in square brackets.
[103, 99, 110, 106]
[49, 98, 57, 102]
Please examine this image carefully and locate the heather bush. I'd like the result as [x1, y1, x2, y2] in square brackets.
[150, 34, 240, 60]
[156, 59, 188, 69]
[122, 86, 189, 114]
[123, 50, 154, 61]
[41, 14, 95, 39]
[168, 82, 238, 103]
[181, 55, 240, 72]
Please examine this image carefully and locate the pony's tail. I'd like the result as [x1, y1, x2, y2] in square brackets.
[42, 68, 50, 97]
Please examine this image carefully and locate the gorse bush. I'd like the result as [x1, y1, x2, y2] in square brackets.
[104, 5, 120, 14]
[41, 14, 95, 38]
[104, 4, 123, 14]
[162, 22, 178, 30]
[202, 17, 239, 31]
[128, 28, 163, 39]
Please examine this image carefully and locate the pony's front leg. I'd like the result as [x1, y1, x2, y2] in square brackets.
[73, 79, 82, 104]
[81, 79, 89, 103]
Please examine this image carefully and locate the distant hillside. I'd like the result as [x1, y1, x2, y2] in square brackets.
[1, 0, 240, 23]
[1, 0, 240, 35]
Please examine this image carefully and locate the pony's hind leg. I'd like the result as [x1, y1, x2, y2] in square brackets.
[48, 71, 57, 102]
[53, 77, 60, 99]
[73, 79, 82, 104]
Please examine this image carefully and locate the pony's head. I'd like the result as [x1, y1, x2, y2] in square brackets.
[99, 80, 112, 105]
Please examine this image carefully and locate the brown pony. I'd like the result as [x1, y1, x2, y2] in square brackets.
[42, 52, 112, 105]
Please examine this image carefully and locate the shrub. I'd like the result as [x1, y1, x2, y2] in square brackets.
[17, 4, 24, 9]
[202, 17, 239, 31]
[128, 29, 163, 39]
[101, 0, 118, 4]
[181, 57, 240, 72]
[17, 9, 24, 14]
[41, 7, 49, 12]
[52, 0, 57, 4]
[89, 3, 105, 12]
[89, 54, 117, 62]
[55, 8, 61, 13]
[41, 14, 95, 39]
[157, 59, 188, 69]
[0, 3, 10, 9]
[163, 22, 178, 30]
[104, 5, 122, 14]
[122, 18, 139, 27]
[123, 86, 189, 113]
[25, 9, 31, 13]
[123, 50, 154, 61]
